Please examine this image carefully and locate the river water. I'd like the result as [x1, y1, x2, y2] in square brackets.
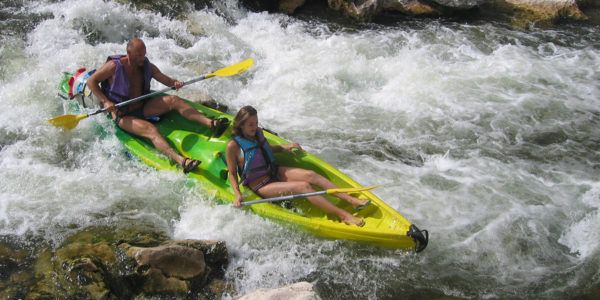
[1, 0, 599, 298]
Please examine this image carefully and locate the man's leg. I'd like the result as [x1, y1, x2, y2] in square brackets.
[143, 95, 212, 127]
[117, 116, 186, 166]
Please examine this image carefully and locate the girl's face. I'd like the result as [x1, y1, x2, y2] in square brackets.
[241, 115, 258, 138]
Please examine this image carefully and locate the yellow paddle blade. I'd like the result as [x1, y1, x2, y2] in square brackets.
[209, 58, 254, 78]
[326, 185, 381, 195]
[48, 114, 88, 130]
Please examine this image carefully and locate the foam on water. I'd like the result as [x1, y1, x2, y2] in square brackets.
[0, 0, 599, 298]
[559, 183, 600, 258]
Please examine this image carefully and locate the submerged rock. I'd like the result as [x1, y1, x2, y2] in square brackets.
[279, 0, 307, 14]
[0, 236, 34, 299]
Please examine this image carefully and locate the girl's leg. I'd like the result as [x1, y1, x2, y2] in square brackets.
[277, 167, 369, 208]
[256, 181, 364, 226]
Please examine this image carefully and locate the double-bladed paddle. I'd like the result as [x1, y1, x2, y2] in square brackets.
[48, 58, 254, 130]
[240, 185, 380, 206]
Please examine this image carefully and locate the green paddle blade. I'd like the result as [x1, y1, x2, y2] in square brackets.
[48, 114, 88, 130]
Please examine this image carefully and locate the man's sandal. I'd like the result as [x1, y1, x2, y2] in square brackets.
[182, 158, 201, 173]
[211, 117, 230, 137]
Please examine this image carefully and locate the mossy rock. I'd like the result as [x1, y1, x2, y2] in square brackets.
[0, 236, 36, 299]
[27, 224, 170, 299]
[25, 223, 229, 298]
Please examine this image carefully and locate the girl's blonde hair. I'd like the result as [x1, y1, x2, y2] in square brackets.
[232, 105, 258, 136]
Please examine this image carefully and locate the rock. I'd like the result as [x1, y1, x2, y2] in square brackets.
[241, 0, 280, 12]
[431, 0, 484, 9]
[525, 129, 568, 146]
[23, 225, 230, 299]
[279, 0, 307, 14]
[496, 0, 587, 27]
[0, 237, 33, 299]
[328, 0, 380, 20]
[243, 0, 593, 26]
[326, 0, 473, 20]
[127, 244, 207, 279]
[56, 242, 117, 265]
[238, 281, 321, 300]
[381, 0, 440, 16]
[205, 278, 236, 296]
[28, 248, 65, 299]
[164, 239, 229, 270]
[141, 267, 190, 295]
[116, 0, 214, 18]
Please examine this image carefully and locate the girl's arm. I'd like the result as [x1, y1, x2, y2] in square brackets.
[226, 141, 243, 207]
[270, 142, 301, 153]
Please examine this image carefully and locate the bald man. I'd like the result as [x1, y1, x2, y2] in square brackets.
[87, 38, 228, 173]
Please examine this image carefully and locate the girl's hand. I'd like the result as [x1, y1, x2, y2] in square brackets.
[285, 143, 302, 153]
[233, 194, 243, 208]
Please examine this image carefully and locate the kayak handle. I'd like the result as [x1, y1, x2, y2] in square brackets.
[407, 224, 429, 253]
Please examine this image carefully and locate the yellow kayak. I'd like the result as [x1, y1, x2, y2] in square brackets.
[56, 72, 429, 252]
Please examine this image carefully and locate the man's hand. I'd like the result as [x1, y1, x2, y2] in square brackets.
[104, 101, 117, 113]
[103, 101, 120, 120]
[173, 80, 184, 90]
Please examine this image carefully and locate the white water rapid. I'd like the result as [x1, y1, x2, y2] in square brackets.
[0, 0, 598, 298]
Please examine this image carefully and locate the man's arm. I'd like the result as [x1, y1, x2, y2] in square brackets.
[151, 64, 183, 90]
[87, 61, 117, 111]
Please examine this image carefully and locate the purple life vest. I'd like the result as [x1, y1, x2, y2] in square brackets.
[101, 55, 152, 103]
[233, 128, 278, 185]
[240, 146, 271, 185]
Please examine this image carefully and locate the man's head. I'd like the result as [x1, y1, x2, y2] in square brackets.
[126, 38, 146, 67]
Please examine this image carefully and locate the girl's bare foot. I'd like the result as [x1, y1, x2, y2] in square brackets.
[351, 199, 371, 211]
[343, 216, 365, 227]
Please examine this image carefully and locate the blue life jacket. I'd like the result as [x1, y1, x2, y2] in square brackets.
[233, 128, 278, 184]
[100, 55, 152, 103]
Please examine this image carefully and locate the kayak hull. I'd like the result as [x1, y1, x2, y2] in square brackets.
[57, 72, 428, 251]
